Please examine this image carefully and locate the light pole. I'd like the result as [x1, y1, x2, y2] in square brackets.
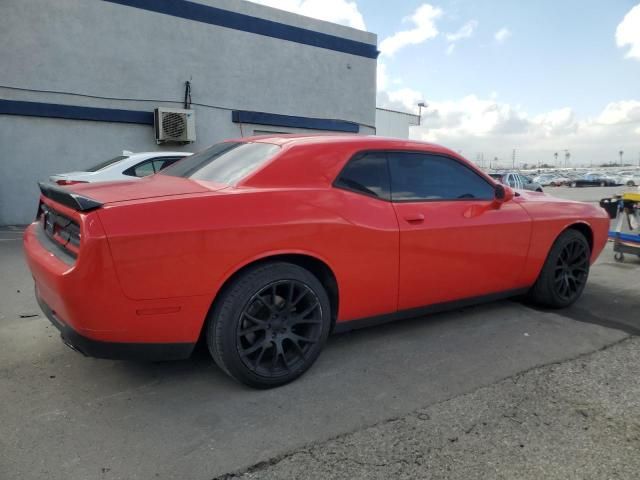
[554, 152, 558, 166]
[417, 101, 427, 126]
[619, 150, 624, 166]
[564, 150, 570, 168]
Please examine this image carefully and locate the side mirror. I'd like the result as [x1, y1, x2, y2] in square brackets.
[493, 184, 514, 207]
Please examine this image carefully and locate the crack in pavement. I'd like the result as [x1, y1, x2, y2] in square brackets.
[212, 335, 635, 480]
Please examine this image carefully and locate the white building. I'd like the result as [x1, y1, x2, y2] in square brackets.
[375, 107, 420, 139]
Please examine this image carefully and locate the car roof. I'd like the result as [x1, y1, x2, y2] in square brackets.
[230, 133, 448, 151]
[127, 151, 192, 159]
[232, 134, 494, 189]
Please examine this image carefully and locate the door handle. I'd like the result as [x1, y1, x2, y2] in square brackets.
[403, 213, 425, 223]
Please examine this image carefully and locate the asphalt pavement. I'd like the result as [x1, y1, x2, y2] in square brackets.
[0, 186, 638, 480]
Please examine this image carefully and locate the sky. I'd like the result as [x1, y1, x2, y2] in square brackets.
[250, 0, 640, 168]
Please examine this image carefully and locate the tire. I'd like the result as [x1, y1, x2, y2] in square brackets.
[206, 262, 331, 388]
[600, 181, 605, 187]
[536, 188, 543, 193]
[528, 229, 591, 309]
[627, 181, 635, 187]
[570, 182, 577, 188]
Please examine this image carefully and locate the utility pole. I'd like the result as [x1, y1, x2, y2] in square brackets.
[417, 102, 427, 126]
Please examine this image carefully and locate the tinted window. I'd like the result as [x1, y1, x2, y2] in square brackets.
[86, 155, 128, 172]
[389, 153, 494, 201]
[155, 157, 182, 171]
[160, 142, 280, 185]
[123, 157, 185, 178]
[334, 153, 390, 200]
[132, 161, 155, 177]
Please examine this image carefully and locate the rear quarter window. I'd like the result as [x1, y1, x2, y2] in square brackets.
[160, 142, 280, 185]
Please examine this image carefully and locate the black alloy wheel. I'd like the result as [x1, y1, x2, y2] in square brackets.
[528, 229, 591, 308]
[206, 262, 331, 388]
[552, 238, 589, 302]
[236, 280, 323, 377]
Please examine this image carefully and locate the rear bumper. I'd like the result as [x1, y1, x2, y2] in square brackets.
[36, 292, 194, 361]
[24, 218, 210, 355]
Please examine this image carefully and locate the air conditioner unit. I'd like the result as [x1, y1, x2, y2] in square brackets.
[154, 107, 196, 144]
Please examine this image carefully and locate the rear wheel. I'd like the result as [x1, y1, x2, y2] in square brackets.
[570, 182, 577, 188]
[528, 230, 591, 308]
[627, 180, 635, 187]
[600, 181, 605, 187]
[206, 262, 331, 388]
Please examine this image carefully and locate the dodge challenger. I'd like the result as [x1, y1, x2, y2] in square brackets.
[24, 135, 610, 388]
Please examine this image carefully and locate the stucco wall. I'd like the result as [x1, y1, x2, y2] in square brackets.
[0, 0, 377, 224]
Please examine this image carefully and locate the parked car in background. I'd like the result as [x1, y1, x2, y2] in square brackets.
[489, 172, 543, 192]
[550, 174, 570, 186]
[568, 173, 618, 187]
[532, 174, 556, 186]
[613, 171, 640, 187]
[25, 135, 609, 388]
[49, 151, 192, 185]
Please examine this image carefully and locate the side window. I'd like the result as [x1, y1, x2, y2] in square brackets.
[334, 152, 390, 200]
[123, 160, 156, 178]
[155, 157, 183, 171]
[504, 174, 515, 187]
[388, 153, 494, 201]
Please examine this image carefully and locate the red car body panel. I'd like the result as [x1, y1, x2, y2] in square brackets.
[23, 135, 610, 357]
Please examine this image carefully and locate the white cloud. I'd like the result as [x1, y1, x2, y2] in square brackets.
[597, 100, 640, 125]
[377, 88, 640, 166]
[446, 43, 455, 55]
[446, 20, 478, 42]
[249, 0, 366, 30]
[494, 27, 511, 43]
[377, 62, 389, 91]
[379, 4, 443, 57]
[616, 4, 640, 60]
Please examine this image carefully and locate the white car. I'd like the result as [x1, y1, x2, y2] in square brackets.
[614, 171, 640, 187]
[49, 151, 192, 185]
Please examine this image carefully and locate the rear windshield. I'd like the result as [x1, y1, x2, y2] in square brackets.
[86, 155, 128, 172]
[160, 142, 280, 185]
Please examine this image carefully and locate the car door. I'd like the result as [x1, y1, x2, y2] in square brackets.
[332, 152, 400, 319]
[388, 151, 532, 311]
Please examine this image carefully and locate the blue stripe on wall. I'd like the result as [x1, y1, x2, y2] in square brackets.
[232, 110, 359, 133]
[0, 100, 154, 125]
[104, 0, 379, 59]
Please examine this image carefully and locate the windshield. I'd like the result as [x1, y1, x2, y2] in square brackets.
[160, 142, 280, 185]
[86, 155, 128, 172]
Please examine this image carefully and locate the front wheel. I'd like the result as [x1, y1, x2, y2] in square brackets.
[528, 230, 591, 308]
[627, 181, 635, 187]
[206, 262, 331, 388]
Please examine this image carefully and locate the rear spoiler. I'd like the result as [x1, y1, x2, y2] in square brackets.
[38, 182, 103, 212]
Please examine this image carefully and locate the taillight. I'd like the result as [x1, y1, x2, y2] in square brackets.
[55, 180, 89, 186]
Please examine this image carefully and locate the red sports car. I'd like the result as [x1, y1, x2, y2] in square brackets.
[24, 135, 609, 388]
